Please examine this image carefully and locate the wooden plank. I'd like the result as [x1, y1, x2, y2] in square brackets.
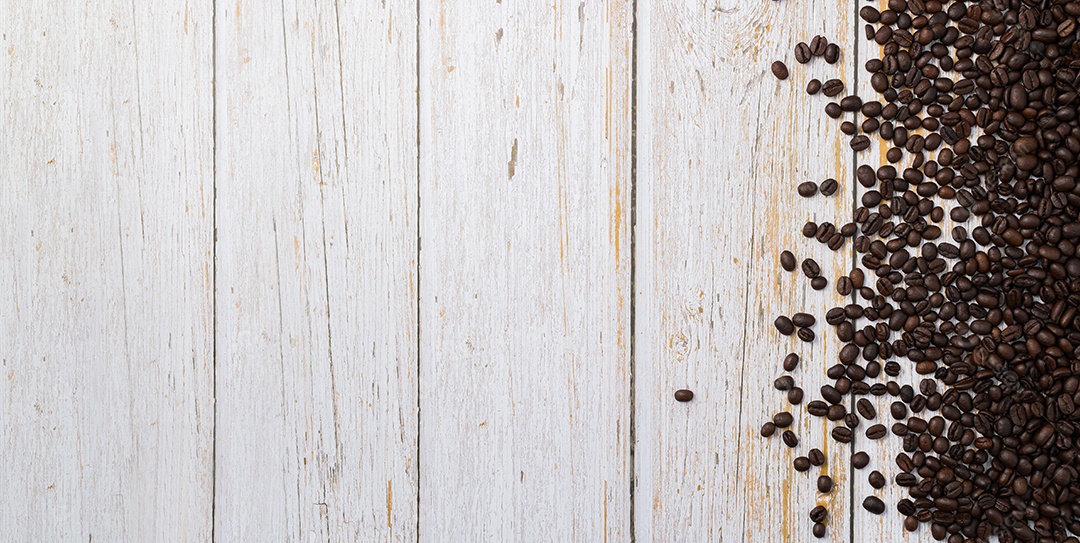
[417, 0, 633, 540]
[850, 2, 962, 537]
[634, 0, 856, 540]
[0, 2, 214, 541]
[213, 0, 418, 540]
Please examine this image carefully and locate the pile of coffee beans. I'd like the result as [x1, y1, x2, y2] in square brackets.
[764, 0, 1080, 541]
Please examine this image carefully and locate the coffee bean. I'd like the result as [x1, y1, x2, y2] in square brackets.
[809, 505, 827, 523]
[787, 387, 804, 405]
[801, 259, 820, 278]
[794, 42, 811, 64]
[674, 389, 694, 402]
[809, 35, 828, 56]
[771, 61, 788, 80]
[780, 250, 796, 271]
[810, 276, 827, 290]
[782, 352, 799, 371]
[774, 375, 795, 391]
[797, 181, 818, 197]
[865, 424, 887, 439]
[794, 456, 811, 472]
[821, 79, 844, 97]
[852, 451, 870, 469]
[831, 426, 853, 443]
[862, 496, 886, 514]
[868, 471, 885, 489]
[824, 43, 840, 64]
[856, 399, 876, 420]
[774, 316, 795, 335]
[808, 448, 825, 466]
[791, 312, 815, 327]
[819, 178, 838, 196]
[806, 78, 822, 95]
[812, 523, 826, 539]
[773, 411, 794, 428]
[817, 475, 833, 493]
[797, 327, 815, 342]
[761, 422, 776, 437]
[782, 430, 799, 448]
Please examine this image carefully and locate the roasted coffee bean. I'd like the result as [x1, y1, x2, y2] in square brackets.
[674, 389, 694, 402]
[791, 313, 815, 327]
[774, 375, 794, 391]
[771, 61, 789, 80]
[810, 276, 828, 290]
[801, 259, 820, 278]
[824, 43, 840, 64]
[761, 422, 776, 437]
[868, 471, 885, 489]
[817, 475, 833, 493]
[780, 250, 796, 271]
[807, 448, 825, 466]
[852, 451, 870, 469]
[794, 456, 811, 472]
[819, 178, 838, 196]
[794, 42, 812, 64]
[809, 35, 828, 56]
[773, 412, 794, 428]
[821, 79, 844, 97]
[863, 496, 886, 514]
[809, 505, 827, 523]
[782, 352, 799, 371]
[782, 430, 799, 448]
[812, 523, 826, 539]
[832, 426, 853, 443]
[787, 387, 804, 405]
[806, 78, 822, 95]
[856, 399, 877, 420]
[866, 424, 888, 439]
[798, 181, 818, 197]
[774, 316, 795, 335]
[797, 327, 815, 342]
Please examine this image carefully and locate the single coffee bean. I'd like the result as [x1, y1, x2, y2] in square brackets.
[771, 60, 789, 80]
[761, 422, 776, 437]
[809, 35, 828, 56]
[774, 375, 795, 391]
[797, 327, 815, 342]
[810, 276, 827, 290]
[791, 312, 815, 327]
[852, 451, 870, 469]
[674, 389, 694, 402]
[868, 471, 885, 489]
[794, 456, 811, 472]
[794, 42, 812, 64]
[862, 496, 886, 514]
[824, 43, 840, 63]
[798, 181, 818, 197]
[856, 399, 877, 420]
[773, 411, 794, 428]
[780, 250, 796, 271]
[865, 424, 887, 439]
[787, 387, 804, 405]
[812, 523, 826, 539]
[782, 352, 799, 371]
[809, 505, 827, 523]
[774, 316, 795, 335]
[817, 475, 833, 493]
[808, 448, 825, 466]
[801, 259, 820, 278]
[832, 426, 853, 443]
[819, 178, 838, 196]
[821, 79, 844, 97]
[782, 430, 799, 448]
[806, 78, 822, 95]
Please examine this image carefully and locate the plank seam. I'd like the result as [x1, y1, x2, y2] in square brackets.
[629, 0, 639, 540]
[849, 2, 860, 541]
[211, 0, 219, 538]
[415, 0, 423, 539]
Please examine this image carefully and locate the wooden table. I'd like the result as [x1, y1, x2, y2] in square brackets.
[1, 1, 923, 541]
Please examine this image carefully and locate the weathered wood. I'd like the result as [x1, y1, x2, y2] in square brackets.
[0, 1, 214, 540]
[635, 0, 855, 540]
[213, 0, 418, 540]
[417, 0, 633, 540]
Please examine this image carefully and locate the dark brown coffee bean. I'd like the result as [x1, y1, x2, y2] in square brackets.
[856, 399, 876, 420]
[868, 470, 885, 488]
[812, 523, 826, 539]
[791, 312, 815, 327]
[809, 505, 827, 523]
[832, 426, 853, 443]
[771, 61, 788, 80]
[794, 42, 812, 64]
[779, 250, 796, 271]
[809, 35, 828, 56]
[824, 43, 840, 64]
[819, 178, 838, 196]
[801, 259, 820, 278]
[782, 430, 798, 448]
[674, 389, 694, 402]
[806, 78, 821, 95]
[808, 448, 825, 466]
[774, 316, 795, 335]
[773, 411, 794, 428]
[866, 424, 888, 439]
[821, 78, 844, 97]
[794, 456, 811, 472]
[862, 496, 886, 514]
[797, 327, 815, 342]
[852, 451, 870, 469]
[774, 375, 794, 391]
[787, 387, 803, 405]
[761, 422, 776, 437]
[798, 181, 818, 197]
[817, 475, 833, 493]
[810, 276, 828, 290]
[782, 352, 799, 371]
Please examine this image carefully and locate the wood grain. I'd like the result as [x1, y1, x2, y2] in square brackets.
[0, 1, 215, 541]
[418, 0, 633, 540]
[213, 0, 418, 540]
[634, 0, 855, 540]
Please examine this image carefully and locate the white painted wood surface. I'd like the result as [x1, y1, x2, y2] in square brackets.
[0, 0, 923, 541]
[213, 0, 418, 541]
[634, 0, 855, 541]
[418, 0, 633, 540]
[0, 2, 215, 541]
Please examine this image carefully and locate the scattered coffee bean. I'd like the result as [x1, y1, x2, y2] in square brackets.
[780, 250, 796, 271]
[852, 451, 870, 469]
[817, 475, 833, 493]
[862, 496, 885, 515]
[797, 181, 818, 197]
[674, 389, 694, 402]
[770, 61, 788, 80]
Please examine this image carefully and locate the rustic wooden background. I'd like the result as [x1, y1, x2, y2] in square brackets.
[0, 0, 919, 541]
